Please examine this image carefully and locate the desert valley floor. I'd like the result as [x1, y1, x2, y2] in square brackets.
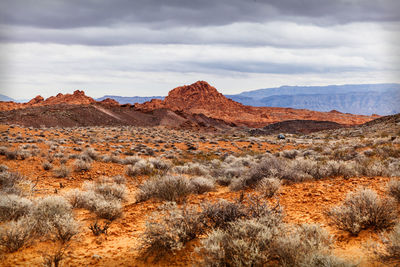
[0, 114, 399, 266]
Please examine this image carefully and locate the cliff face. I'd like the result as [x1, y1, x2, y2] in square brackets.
[136, 81, 379, 127]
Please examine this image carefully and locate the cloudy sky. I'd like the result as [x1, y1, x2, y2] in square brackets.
[0, 0, 399, 99]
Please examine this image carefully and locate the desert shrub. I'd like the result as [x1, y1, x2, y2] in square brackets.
[173, 162, 209, 176]
[256, 178, 281, 198]
[126, 160, 154, 177]
[84, 179, 126, 201]
[64, 189, 97, 209]
[298, 251, 355, 267]
[82, 148, 99, 161]
[142, 202, 205, 255]
[122, 156, 141, 165]
[148, 157, 172, 172]
[93, 199, 122, 221]
[0, 171, 22, 194]
[230, 156, 286, 190]
[42, 161, 53, 171]
[73, 159, 91, 172]
[201, 200, 246, 230]
[0, 217, 33, 252]
[0, 194, 33, 222]
[197, 218, 280, 266]
[53, 165, 71, 178]
[189, 176, 215, 194]
[388, 179, 400, 201]
[64, 183, 123, 221]
[385, 223, 400, 260]
[0, 164, 9, 172]
[50, 214, 79, 243]
[197, 221, 350, 267]
[282, 149, 298, 159]
[136, 175, 193, 202]
[30, 196, 73, 236]
[5, 150, 18, 160]
[201, 196, 282, 230]
[112, 175, 126, 185]
[274, 224, 332, 266]
[327, 188, 397, 235]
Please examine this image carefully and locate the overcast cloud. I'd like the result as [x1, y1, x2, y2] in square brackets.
[0, 0, 399, 99]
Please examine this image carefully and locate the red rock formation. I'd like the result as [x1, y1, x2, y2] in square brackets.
[136, 81, 378, 127]
[99, 98, 120, 106]
[0, 90, 97, 111]
[27, 95, 44, 105]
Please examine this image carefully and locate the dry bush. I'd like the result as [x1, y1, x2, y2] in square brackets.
[197, 218, 280, 267]
[201, 196, 282, 230]
[256, 178, 281, 198]
[30, 196, 73, 236]
[385, 223, 400, 260]
[388, 179, 400, 201]
[73, 159, 91, 172]
[327, 188, 397, 235]
[197, 221, 351, 267]
[93, 199, 122, 221]
[42, 161, 53, 171]
[126, 160, 154, 177]
[136, 175, 193, 202]
[173, 162, 209, 176]
[5, 150, 18, 160]
[64, 189, 97, 209]
[84, 178, 126, 201]
[274, 224, 332, 266]
[189, 176, 215, 194]
[0, 218, 33, 252]
[201, 200, 247, 230]
[0, 194, 33, 222]
[122, 156, 141, 165]
[53, 165, 71, 178]
[148, 157, 172, 172]
[50, 214, 79, 243]
[142, 202, 205, 256]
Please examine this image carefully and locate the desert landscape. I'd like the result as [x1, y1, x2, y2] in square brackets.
[1, 1, 400, 266]
[0, 81, 399, 266]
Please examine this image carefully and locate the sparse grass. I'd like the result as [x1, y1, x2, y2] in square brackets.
[327, 188, 397, 235]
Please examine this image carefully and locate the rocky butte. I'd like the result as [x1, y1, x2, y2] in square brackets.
[0, 90, 118, 111]
[135, 81, 378, 127]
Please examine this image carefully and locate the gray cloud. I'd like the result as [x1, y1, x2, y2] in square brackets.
[1, 0, 399, 30]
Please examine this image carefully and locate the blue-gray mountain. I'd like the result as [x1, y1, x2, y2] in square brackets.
[95, 95, 164, 104]
[225, 83, 400, 115]
[0, 94, 15, 102]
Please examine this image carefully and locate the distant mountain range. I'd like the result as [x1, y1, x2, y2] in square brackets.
[0, 94, 16, 102]
[2, 83, 399, 115]
[95, 95, 164, 104]
[225, 83, 400, 115]
[94, 83, 400, 116]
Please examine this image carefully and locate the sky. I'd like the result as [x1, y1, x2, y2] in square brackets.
[0, 0, 399, 99]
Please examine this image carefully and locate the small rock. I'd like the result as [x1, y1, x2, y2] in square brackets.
[92, 254, 102, 260]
